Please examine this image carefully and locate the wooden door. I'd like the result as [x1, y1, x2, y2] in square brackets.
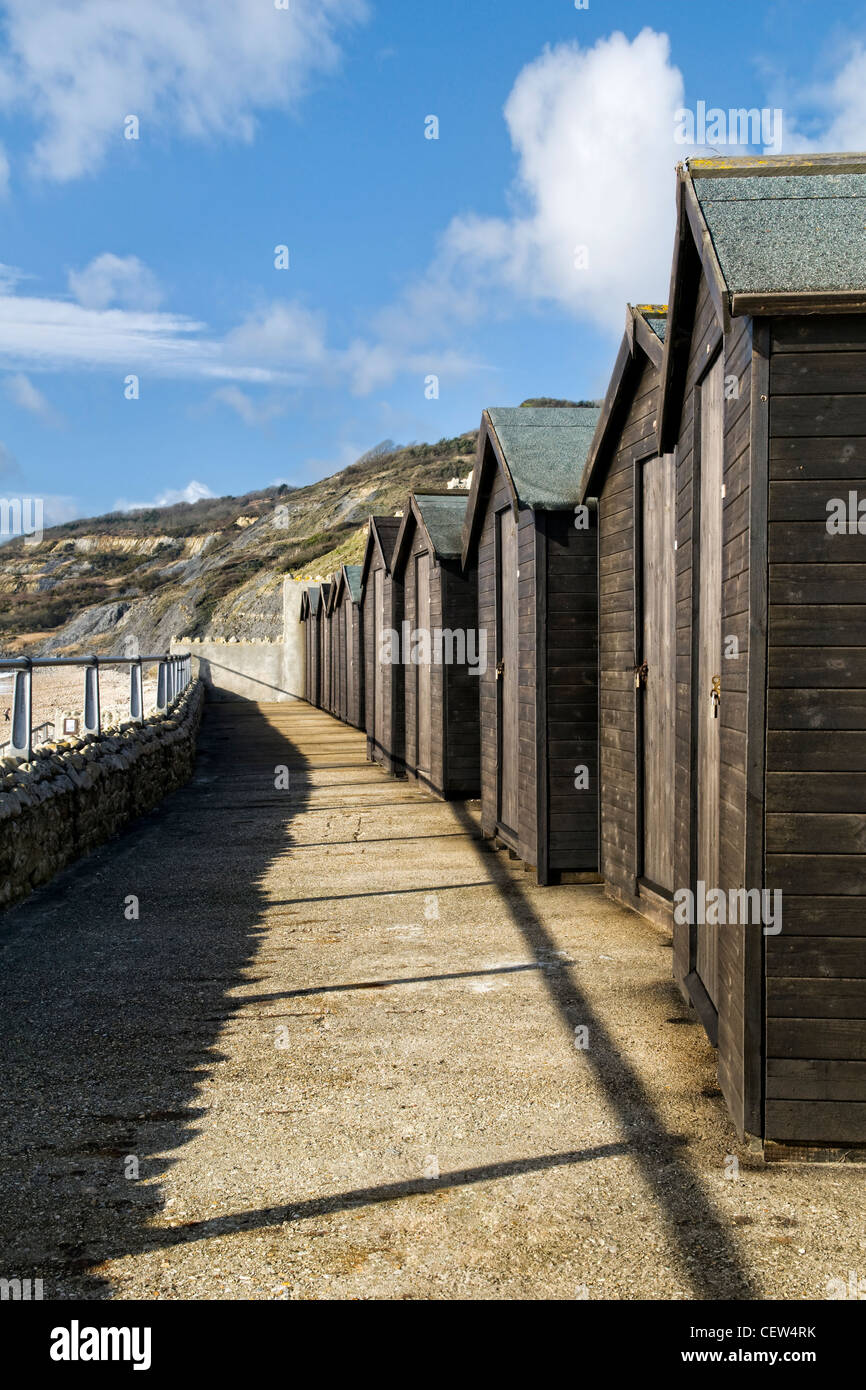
[374, 568, 385, 749]
[497, 507, 519, 833]
[696, 357, 724, 1006]
[641, 453, 677, 892]
[345, 605, 353, 722]
[416, 551, 432, 774]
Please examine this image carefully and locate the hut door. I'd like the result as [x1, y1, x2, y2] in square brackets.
[416, 551, 432, 774]
[640, 453, 676, 893]
[374, 567, 386, 749]
[497, 507, 519, 834]
[695, 356, 724, 1008]
[345, 605, 353, 722]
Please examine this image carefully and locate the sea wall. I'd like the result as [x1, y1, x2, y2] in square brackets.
[0, 680, 204, 910]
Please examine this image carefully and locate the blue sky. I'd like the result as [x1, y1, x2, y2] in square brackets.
[1, 0, 866, 525]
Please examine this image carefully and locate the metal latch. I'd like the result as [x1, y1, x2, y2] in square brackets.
[633, 661, 648, 690]
[495, 660, 505, 680]
[711, 674, 721, 718]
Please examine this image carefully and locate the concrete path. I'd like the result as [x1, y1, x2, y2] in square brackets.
[0, 701, 862, 1301]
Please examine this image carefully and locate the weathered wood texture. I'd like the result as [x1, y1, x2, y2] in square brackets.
[362, 544, 404, 775]
[332, 587, 364, 729]
[395, 518, 480, 798]
[764, 316, 866, 1145]
[670, 271, 759, 1139]
[472, 442, 598, 880]
[595, 357, 669, 917]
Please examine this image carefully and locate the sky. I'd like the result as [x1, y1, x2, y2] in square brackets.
[2, 0, 866, 527]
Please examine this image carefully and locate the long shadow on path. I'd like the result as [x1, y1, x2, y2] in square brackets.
[0, 698, 312, 1299]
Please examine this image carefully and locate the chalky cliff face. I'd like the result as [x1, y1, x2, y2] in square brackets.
[0, 435, 478, 660]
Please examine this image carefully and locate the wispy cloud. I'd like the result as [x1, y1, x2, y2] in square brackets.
[211, 385, 287, 428]
[0, 0, 369, 183]
[4, 371, 62, 425]
[68, 253, 164, 311]
[114, 479, 216, 513]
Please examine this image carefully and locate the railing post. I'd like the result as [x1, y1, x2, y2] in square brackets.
[156, 661, 168, 712]
[83, 660, 101, 736]
[129, 659, 143, 723]
[9, 660, 32, 762]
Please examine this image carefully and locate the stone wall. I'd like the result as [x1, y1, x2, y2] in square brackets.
[169, 578, 307, 703]
[0, 680, 204, 911]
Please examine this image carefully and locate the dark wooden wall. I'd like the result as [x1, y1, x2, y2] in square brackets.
[397, 520, 480, 799]
[473, 446, 597, 880]
[302, 614, 315, 705]
[400, 523, 446, 794]
[441, 558, 481, 797]
[544, 510, 598, 876]
[308, 613, 321, 707]
[763, 315, 866, 1145]
[340, 597, 364, 730]
[671, 269, 760, 1138]
[362, 554, 404, 774]
[476, 462, 538, 862]
[596, 356, 666, 918]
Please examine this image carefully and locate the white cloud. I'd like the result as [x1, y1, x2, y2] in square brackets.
[0, 288, 325, 384]
[0, 0, 368, 182]
[211, 385, 286, 428]
[68, 253, 163, 311]
[4, 371, 61, 424]
[115, 479, 216, 512]
[339, 29, 685, 384]
[222, 302, 328, 370]
[782, 44, 866, 151]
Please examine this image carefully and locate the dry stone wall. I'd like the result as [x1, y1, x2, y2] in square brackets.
[0, 680, 204, 910]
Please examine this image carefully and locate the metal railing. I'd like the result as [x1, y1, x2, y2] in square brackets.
[0, 653, 192, 763]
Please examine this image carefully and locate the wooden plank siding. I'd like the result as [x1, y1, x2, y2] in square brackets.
[472, 441, 598, 881]
[595, 359, 665, 921]
[395, 517, 481, 799]
[331, 584, 364, 729]
[764, 316, 866, 1145]
[670, 271, 761, 1138]
[362, 547, 404, 776]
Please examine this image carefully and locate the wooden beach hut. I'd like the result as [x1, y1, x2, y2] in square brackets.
[318, 581, 334, 716]
[461, 406, 602, 884]
[300, 586, 322, 707]
[360, 515, 403, 775]
[391, 493, 480, 798]
[578, 305, 671, 927]
[652, 152, 866, 1151]
[331, 564, 365, 729]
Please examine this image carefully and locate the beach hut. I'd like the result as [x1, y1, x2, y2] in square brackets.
[578, 306, 671, 927]
[360, 515, 403, 775]
[461, 406, 602, 884]
[318, 581, 333, 715]
[652, 152, 866, 1150]
[391, 493, 480, 798]
[300, 586, 322, 707]
[331, 564, 365, 729]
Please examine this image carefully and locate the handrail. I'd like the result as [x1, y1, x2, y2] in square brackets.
[0, 652, 192, 763]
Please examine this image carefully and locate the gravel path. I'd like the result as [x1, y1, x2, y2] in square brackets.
[0, 700, 862, 1301]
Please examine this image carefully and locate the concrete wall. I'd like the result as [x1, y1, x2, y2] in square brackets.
[0, 681, 204, 911]
[171, 578, 307, 703]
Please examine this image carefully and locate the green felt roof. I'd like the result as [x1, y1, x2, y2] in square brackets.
[643, 314, 667, 341]
[693, 167, 866, 294]
[414, 493, 469, 559]
[307, 587, 321, 616]
[486, 406, 602, 508]
[343, 564, 363, 602]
